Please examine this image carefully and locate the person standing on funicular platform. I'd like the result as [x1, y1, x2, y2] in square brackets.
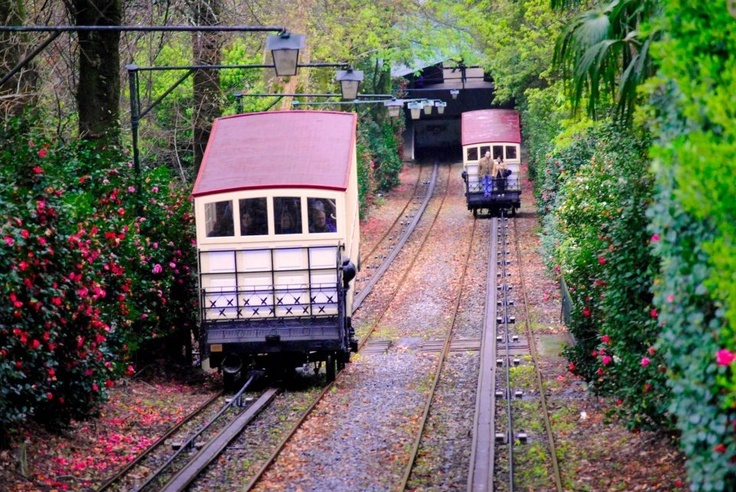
[493, 156, 509, 194]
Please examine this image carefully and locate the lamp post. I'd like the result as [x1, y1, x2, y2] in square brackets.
[266, 31, 306, 76]
[336, 67, 364, 100]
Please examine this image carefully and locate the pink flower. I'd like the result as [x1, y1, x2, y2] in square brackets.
[651, 234, 660, 242]
[667, 294, 675, 303]
[602, 355, 612, 365]
[641, 357, 651, 367]
[716, 349, 736, 366]
[152, 264, 162, 274]
[4, 236, 14, 246]
[651, 308, 658, 318]
[128, 186, 135, 193]
[601, 334, 610, 344]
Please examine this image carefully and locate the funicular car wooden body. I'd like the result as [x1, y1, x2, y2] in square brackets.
[192, 111, 360, 382]
[461, 109, 522, 216]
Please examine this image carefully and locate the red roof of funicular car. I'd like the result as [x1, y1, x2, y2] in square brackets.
[192, 110, 357, 197]
[461, 109, 521, 147]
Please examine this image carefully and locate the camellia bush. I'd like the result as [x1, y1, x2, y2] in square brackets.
[538, 119, 670, 431]
[0, 115, 198, 444]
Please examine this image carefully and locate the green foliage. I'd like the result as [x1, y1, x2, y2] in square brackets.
[552, 0, 661, 121]
[0, 113, 197, 439]
[438, 0, 566, 105]
[358, 115, 405, 193]
[643, 2, 736, 489]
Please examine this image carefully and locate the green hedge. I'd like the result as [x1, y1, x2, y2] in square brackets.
[644, 2, 736, 488]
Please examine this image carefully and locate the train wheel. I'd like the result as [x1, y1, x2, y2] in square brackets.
[223, 369, 240, 392]
[326, 353, 337, 382]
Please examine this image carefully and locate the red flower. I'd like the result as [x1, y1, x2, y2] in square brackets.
[602, 355, 612, 365]
[715, 444, 727, 454]
[32, 166, 43, 174]
[104, 379, 114, 388]
[582, 307, 591, 317]
[641, 357, 651, 367]
[47, 392, 53, 400]
[568, 362, 576, 372]
[716, 349, 736, 366]
[598, 255, 606, 265]
[650, 308, 658, 318]
[601, 334, 610, 344]
[38, 148, 47, 158]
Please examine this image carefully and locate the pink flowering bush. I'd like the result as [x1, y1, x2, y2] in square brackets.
[0, 116, 197, 442]
[542, 120, 670, 431]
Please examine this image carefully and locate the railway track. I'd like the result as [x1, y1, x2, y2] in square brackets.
[99, 161, 440, 492]
[100, 159, 563, 491]
[467, 214, 563, 491]
[238, 159, 443, 490]
[96, 376, 275, 492]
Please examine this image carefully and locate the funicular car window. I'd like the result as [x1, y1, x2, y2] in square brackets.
[466, 147, 479, 161]
[239, 198, 268, 236]
[308, 198, 337, 233]
[274, 197, 302, 235]
[493, 146, 504, 160]
[206, 200, 234, 237]
[506, 145, 517, 160]
[480, 145, 491, 157]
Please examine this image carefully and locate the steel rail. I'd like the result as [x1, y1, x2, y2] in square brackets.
[352, 160, 439, 311]
[499, 214, 516, 490]
[468, 217, 500, 491]
[95, 390, 223, 492]
[133, 375, 261, 491]
[241, 161, 443, 491]
[513, 217, 564, 491]
[399, 196, 479, 489]
[160, 388, 280, 492]
[356, 164, 424, 281]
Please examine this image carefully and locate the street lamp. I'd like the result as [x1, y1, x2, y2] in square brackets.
[422, 100, 433, 115]
[450, 89, 460, 100]
[384, 98, 404, 117]
[407, 101, 423, 120]
[336, 67, 364, 100]
[435, 101, 447, 114]
[266, 31, 306, 76]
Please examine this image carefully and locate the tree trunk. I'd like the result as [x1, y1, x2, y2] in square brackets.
[68, 0, 122, 146]
[0, 0, 37, 119]
[191, 0, 222, 175]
